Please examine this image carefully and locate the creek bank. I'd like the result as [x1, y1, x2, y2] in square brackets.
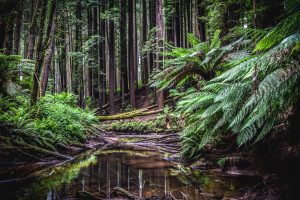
[182, 133, 300, 200]
[0, 127, 181, 184]
[0, 148, 265, 200]
[1, 120, 298, 199]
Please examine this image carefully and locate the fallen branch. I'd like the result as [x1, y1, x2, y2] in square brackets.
[0, 135, 72, 160]
[15, 142, 72, 160]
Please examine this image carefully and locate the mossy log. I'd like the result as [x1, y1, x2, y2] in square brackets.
[98, 108, 163, 121]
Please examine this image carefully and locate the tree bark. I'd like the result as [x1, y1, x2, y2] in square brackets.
[75, 0, 83, 107]
[133, 1, 138, 94]
[30, 0, 48, 104]
[156, 0, 164, 109]
[13, 5, 23, 55]
[65, 6, 72, 93]
[3, 20, 14, 55]
[197, 0, 206, 42]
[120, 0, 128, 107]
[142, 0, 149, 106]
[128, 0, 136, 108]
[253, 0, 257, 28]
[92, 5, 98, 101]
[40, 3, 57, 96]
[148, 0, 156, 72]
[174, 1, 180, 46]
[84, 6, 92, 102]
[27, 0, 40, 59]
[98, 1, 106, 112]
[54, 45, 62, 93]
[108, 0, 116, 114]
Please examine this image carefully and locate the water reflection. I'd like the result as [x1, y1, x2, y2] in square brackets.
[0, 150, 260, 200]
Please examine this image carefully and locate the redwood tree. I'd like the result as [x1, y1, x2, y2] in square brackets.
[108, 0, 116, 114]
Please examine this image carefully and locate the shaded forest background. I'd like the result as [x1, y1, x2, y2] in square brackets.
[0, 0, 285, 114]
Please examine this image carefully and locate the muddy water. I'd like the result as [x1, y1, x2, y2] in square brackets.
[0, 150, 260, 199]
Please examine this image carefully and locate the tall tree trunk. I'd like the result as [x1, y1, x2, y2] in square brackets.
[84, 6, 92, 103]
[179, 0, 184, 47]
[13, 4, 23, 55]
[57, 20, 67, 93]
[27, 0, 40, 59]
[141, 0, 149, 107]
[40, 3, 57, 96]
[148, 0, 156, 72]
[156, 0, 164, 109]
[253, 0, 257, 28]
[128, 0, 136, 108]
[92, 5, 98, 102]
[54, 44, 62, 93]
[174, 1, 180, 46]
[183, 2, 187, 47]
[0, 22, 6, 51]
[30, 0, 48, 104]
[75, 0, 83, 107]
[197, 0, 206, 42]
[133, 1, 138, 95]
[119, 0, 128, 107]
[3, 20, 14, 55]
[98, 1, 106, 112]
[108, 0, 116, 114]
[65, 6, 72, 93]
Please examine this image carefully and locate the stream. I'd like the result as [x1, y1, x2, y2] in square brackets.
[0, 149, 261, 200]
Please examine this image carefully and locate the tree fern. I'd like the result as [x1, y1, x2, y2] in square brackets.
[178, 33, 300, 159]
[254, 8, 300, 51]
[151, 30, 248, 91]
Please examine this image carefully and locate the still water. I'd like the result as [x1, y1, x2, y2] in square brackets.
[0, 150, 260, 199]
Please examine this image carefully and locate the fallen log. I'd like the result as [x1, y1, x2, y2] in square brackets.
[98, 109, 164, 121]
[98, 108, 148, 120]
[113, 187, 139, 199]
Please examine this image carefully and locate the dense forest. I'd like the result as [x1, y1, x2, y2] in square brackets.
[0, 0, 300, 199]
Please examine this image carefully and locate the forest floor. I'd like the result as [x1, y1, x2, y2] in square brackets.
[1, 112, 299, 199]
[0, 113, 181, 183]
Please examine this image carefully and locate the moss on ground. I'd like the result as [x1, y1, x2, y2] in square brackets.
[99, 120, 181, 133]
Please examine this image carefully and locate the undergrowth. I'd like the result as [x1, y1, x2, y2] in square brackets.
[0, 93, 98, 152]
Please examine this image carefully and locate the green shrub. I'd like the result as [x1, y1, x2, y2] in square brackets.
[0, 93, 98, 149]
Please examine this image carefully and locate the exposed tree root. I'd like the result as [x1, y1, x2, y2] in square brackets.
[0, 136, 72, 161]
